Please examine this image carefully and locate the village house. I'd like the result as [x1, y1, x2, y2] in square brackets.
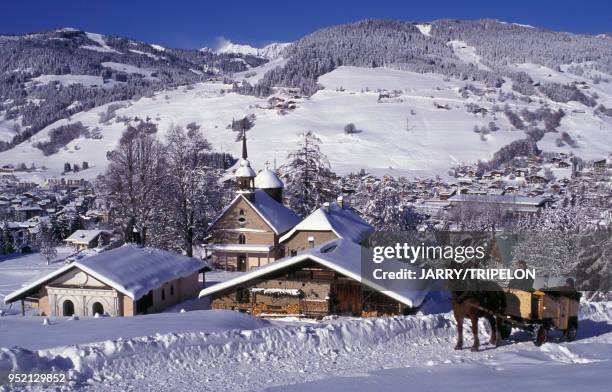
[206, 135, 300, 271]
[514, 168, 528, 177]
[199, 239, 427, 318]
[4, 245, 209, 317]
[448, 194, 549, 215]
[526, 175, 548, 185]
[593, 159, 608, 172]
[64, 229, 112, 251]
[13, 205, 43, 221]
[279, 197, 373, 256]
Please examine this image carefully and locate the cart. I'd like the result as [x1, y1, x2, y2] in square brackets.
[499, 288, 580, 346]
[469, 288, 580, 346]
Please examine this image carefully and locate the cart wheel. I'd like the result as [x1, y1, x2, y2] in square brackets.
[500, 322, 512, 340]
[533, 325, 548, 346]
[565, 319, 578, 342]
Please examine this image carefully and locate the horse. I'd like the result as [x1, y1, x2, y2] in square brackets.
[451, 280, 507, 352]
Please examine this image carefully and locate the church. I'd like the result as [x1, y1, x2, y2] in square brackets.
[205, 135, 301, 271]
[206, 134, 374, 272]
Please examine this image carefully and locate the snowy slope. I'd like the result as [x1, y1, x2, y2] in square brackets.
[214, 39, 291, 59]
[1, 66, 610, 181]
[1, 302, 611, 391]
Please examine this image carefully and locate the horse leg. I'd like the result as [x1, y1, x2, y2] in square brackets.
[454, 314, 463, 350]
[488, 316, 498, 346]
[470, 315, 479, 352]
[494, 316, 502, 347]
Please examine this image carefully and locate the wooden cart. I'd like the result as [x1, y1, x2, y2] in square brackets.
[499, 288, 580, 346]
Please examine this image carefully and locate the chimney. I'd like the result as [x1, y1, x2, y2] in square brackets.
[336, 195, 344, 208]
[322, 202, 330, 213]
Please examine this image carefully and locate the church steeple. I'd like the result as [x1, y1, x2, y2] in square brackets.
[241, 130, 248, 159]
[235, 131, 256, 195]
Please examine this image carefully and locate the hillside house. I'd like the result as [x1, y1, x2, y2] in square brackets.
[593, 159, 607, 172]
[64, 229, 111, 251]
[526, 175, 548, 185]
[448, 194, 549, 214]
[4, 246, 208, 317]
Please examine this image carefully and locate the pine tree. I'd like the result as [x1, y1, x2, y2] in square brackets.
[278, 131, 338, 217]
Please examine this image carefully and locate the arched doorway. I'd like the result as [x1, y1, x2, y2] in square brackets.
[92, 302, 104, 316]
[62, 300, 75, 316]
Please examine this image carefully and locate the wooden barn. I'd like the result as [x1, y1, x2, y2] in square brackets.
[199, 239, 427, 318]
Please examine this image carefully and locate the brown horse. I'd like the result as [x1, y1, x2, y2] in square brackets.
[451, 283, 507, 351]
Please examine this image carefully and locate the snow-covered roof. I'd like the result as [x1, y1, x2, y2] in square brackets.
[234, 158, 256, 178]
[199, 239, 429, 308]
[254, 169, 284, 189]
[205, 244, 273, 252]
[448, 194, 548, 206]
[64, 229, 109, 244]
[4, 245, 208, 304]
[210, 189, 300, 235]
[280, 202, 373, 244]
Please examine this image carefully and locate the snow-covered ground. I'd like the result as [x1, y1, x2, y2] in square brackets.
[29, 75, 105, 88]
[1, 302, 611, 391]
[1, 250, 612, 391]
[0, 247, 75, 315]
[1, 64, 610, 182]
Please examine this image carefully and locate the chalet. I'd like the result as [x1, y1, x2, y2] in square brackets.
[279, 197, 373, 256]
[514, 169, 528, 177]
[593, 159, 607, 172]
[206, 135, 300, 271]
[4, 245, 208, 317]
[199, 239, 427, 318]
[526, 175, 548, 185]
[64, 229, 111, 251]
[438, 188, 456, 200]
[489, 170, 504, 179]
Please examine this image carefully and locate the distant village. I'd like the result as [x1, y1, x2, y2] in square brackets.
[1, 137, 610, 320]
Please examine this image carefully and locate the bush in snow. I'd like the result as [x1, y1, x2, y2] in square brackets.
[344, 123, 362, 134]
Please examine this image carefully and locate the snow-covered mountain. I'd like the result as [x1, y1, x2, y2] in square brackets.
[0, 20, 611, 180]
[213, 39, 291, 59]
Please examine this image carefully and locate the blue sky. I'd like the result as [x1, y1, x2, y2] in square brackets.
[4, 0, 611, 48]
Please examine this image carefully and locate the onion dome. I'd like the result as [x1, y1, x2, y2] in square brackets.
[255, 168, 284, 189]
[235, 158, 256, 178]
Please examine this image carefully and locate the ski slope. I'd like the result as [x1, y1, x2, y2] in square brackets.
[1, 65, 610, 181]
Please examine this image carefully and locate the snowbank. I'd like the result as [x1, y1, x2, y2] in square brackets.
[1, 302, 611, 388]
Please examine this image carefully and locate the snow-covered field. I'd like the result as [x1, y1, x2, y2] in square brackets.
[1, 302, 611, 391]
[0, 251, 611, 391]
[2, 64, 610, 182]
[0, 247, 75, 315]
